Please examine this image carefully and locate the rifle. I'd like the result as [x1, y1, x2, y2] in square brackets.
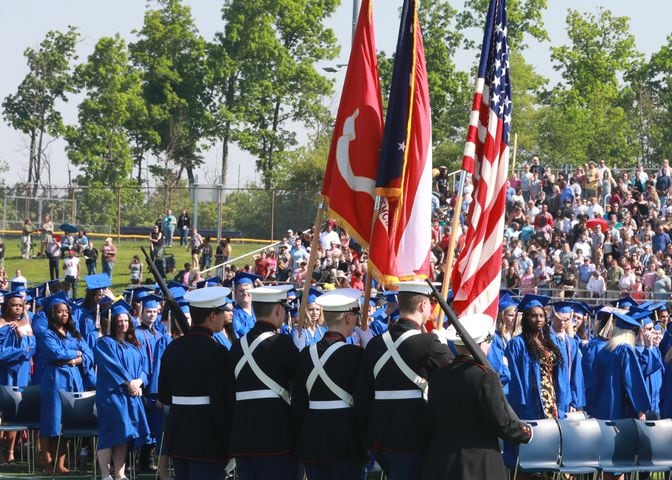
[141, 246, 190, 334]
[425, 279, 522, 421]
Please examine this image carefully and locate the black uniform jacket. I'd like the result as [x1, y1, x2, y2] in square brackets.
[421, 355, 532, 480]
[291, 332, 367, 464]
[158, 326, 234, 461]
[353, 318, 453, 453]
[229, 320, 299, 456]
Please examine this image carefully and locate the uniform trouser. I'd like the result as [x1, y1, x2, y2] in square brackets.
[172, 457, 228, 480]
[236, 454, 299, 480]
[374, 452, 422, 480]
[303, 462, 366, 480]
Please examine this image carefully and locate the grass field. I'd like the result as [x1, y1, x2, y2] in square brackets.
[1, 236, 267, 296]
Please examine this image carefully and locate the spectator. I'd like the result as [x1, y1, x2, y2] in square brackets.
[173, 263, 192, 287]
[21, 219, 32, 260]
[62, 250, 81, 298]
[154, 213, 164, 233]
[11, 269, 28, 289]
[618, 262, 636, 297]
[101, 238, 117, 278]
[189, 228, 202, 270]
[149, 225, 163, 262]
[652, 224, 672, 254]
[606, 257, 624, 299]
[82, 241, 98, 276]
[177, 208, 190, 247]
[653, 268, 672, 301]
[0, 268, 8, 290]
[129, 255, 143, 285]
[586, 269, 606, 300]
[45, 235, 62, 281]
[163, 209, 177, 247]
[200, 236, 212, 270]
[40, 213, 54, 257]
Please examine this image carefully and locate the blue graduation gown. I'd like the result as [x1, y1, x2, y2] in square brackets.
[37, 329, 95, 436]
[590, 344, 651, 419]
[291, 325, 327, 351]
[636, 345, 664, 415]
[487, 331, 511, 394]
[660, 359, 672, 418]
[94, 336, 151, 449]
[213, 332, 232, 349]
[73, 307, 97, 338]
[549, 331, 585, 415]
[505, 335, 548, 420]
[0, 324, 36, 387]
[660, 328, 672, 357]
[136, 324, 162, 387]
[232, 305, 255, 338]
[581, 337, 607, 415]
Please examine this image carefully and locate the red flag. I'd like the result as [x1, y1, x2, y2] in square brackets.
[369, 0, 432, 284]
[451, 0, 511, 321]
[321, 0, 383, 248]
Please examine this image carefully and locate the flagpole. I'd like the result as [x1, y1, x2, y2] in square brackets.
[297, 199, 326, 336]
[361, 197, 383, 331]
[436, 170, 466, 328]
[511, 132, 518, 175]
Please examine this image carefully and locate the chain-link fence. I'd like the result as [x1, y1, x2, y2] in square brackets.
[0, 183, 321, 241]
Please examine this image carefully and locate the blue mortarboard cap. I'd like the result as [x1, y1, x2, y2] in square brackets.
[552, 301, 589, 316]
[383, 291, 398, 303]
[139, 294, 162, 309]
[9, 283, 26, 293]
[4, 290, 25, 300]
[629, 306, 654, 325]
[648, 302, 667, 311]
[41, 292, 69, 310]
[166, 281, 185, 290]
[609, 296, 639, 309]
[234, 271, 260, 286]
[26, 287, 39, 300]
[127, 286, 153, 303]
[306, 287, 323, 305]
[612, 310, 642, 331]
[97, 296, 114, 308]
[518, 294, 550, 311]
[499, 293, 518, 311]
[169, 286, 187, 300]
[178, 300, 191, 314]
[196, 277, 222, 289]
[85, 273, 112, 291]
[106, 299, 133, 318]
[286, 288, 298, 300]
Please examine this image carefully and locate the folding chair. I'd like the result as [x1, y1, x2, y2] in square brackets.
[557, 418, 601, 478]
[57, 390, 98, 478]
[564, 410, 588, 421]
[634, 419, 672, 474]
[513, 418, 561, 479]
[597, 418, 639, 479]
[0, 384, 41, 473]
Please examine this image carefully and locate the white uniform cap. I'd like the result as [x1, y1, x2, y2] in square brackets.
[315, 288, 361, 312]
[393, 280, 439, 296]
[250, 284, 293, 303]
[444, 313, 495, 346]
[183, 286, 232, 309]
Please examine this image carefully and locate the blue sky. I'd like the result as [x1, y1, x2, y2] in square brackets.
[0, 0, 669, 187]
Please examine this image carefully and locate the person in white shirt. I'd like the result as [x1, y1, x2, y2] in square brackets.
[586, 270, 606, 299]
[587, 197, 604, 218]
[572, 233, 592, 260]
[62, 250, 81, 298]
[319, 221, 340, 250]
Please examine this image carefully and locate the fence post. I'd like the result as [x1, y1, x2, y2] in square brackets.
[71, 186, 77, 222]
[116, 186, 122, 243]
[270, 188, 276, 241]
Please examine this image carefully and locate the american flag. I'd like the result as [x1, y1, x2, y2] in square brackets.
[450, 0, 511, 321]
[368, 0, 432, 284]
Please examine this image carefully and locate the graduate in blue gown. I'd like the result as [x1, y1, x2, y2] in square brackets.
[581, 309, 611, 416]
[291, 287, 327, 351]
[487, 294, 518, 394]
[231, 272, 260, 338]
[37, 295, 95, 475]
[0, 291, 36, 464]
[660, 348, 672, 418]
[95, 300, 151, 480]
[590, 311, 651, 420]
[548, 301, 586, 417]
[76, 273, 116, 339]
[632, 310, 665, 417]
[212, 295, 234, 349]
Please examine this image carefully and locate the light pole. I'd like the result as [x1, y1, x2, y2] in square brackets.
[352, 0, 360, 42]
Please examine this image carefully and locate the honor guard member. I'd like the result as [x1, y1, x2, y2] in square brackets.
[421, 314, 532, 480]
[229, 284, 300, 480]
[291, 288, 367, 480]
[158, 286, 234, 480]
[232, 272, 261, 338]
[353, 281, 453, 479]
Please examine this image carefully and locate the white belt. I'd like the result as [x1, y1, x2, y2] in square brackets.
[309, 400, 352, 410]
[235, 389, 281, 401]
[375, 389, 423, 400]
[172, 395, 211, 405]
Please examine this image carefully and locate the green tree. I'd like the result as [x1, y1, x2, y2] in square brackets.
[218, 0, 339, 189]
[538, 8, 641, 167]
[2, 26, 79, 195]
[130, 0, 213, 187]
[645, 35, 672, 162]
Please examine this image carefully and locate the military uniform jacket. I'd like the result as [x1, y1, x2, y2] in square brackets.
[353, 318, 453, 453]
[291, 332, 367, 464]
[229, 320, 299, 456]
[421, 356, 532, 480]
[158, 327, 234, 461]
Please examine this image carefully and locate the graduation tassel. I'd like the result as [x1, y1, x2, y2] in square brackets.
[95, 303, 101, 331]
[167, 309, 172, 336]
[45, 282, 51, 297]
[107, 309, 112, 336]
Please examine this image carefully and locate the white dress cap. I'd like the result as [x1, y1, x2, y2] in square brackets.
[183, 286, 232, 309]
[250, 284, 294, 303]
[315, 288, 361, 312]
[443, 313, 495, 346]
[393, 280, 440, 296]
